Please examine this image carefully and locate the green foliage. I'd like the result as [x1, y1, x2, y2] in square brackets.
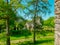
[10, 0, 25, 9]
[18, 22, 25, 29]
[0, 0, 54, 45]
[10, 29, 31, 37]
[44, 17, 55, 28]
[0, 20, 5, 33]
[0, 0, 17, 19]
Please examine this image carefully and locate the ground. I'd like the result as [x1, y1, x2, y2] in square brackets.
[0, 31, 54, 45]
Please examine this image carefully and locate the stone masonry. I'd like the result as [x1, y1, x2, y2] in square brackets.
[55, 0, 60, 45]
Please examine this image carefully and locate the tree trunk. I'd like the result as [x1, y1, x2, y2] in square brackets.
[6, 19, 10, 45]
[0, 26, 2, 33]
[14, 26, 16, 30]
[33, 12, 36, 44]
[33, 0, 38, 44]
[33, 28, 36, 44]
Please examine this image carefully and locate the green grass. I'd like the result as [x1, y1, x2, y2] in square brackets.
[17, 33, 54, 45]
[0, 31, 54, 45]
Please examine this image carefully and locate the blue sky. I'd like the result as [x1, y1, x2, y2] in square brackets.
[17, 0, 54, 20]
[42, 0, 54, 20]
[8, 0, 54, 20]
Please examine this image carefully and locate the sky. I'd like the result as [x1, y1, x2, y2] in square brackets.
[42, 0, 54, 20]
[17, 0, 54, 20]
[6, 0, 54, 20]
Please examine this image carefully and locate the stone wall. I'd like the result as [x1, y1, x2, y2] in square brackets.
[55, 0, 60, 45]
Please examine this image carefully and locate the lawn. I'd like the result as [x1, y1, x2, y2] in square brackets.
[0, 31, 54, 45]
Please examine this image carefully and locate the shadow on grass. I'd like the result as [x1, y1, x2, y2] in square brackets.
[35, 39, 54, 44]
[37, 30, 54, 36]
[17, 38, 54, 45]
[10, 29, 32, 37]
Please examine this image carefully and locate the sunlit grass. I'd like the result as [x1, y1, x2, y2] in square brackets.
[0, 31, 54, 45]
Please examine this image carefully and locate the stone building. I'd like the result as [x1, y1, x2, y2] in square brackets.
[55, 0, 60, 45]
[25, 16, 43, 31]
[25, 22, 34, 30]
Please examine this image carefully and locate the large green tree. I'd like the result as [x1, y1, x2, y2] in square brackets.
[23, 0, 51, 44]
[0, 0, 25, 45]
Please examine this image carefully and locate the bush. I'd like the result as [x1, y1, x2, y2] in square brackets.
[10, 29, 31, 37]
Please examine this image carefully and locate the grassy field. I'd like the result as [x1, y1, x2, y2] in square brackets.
[0, 31, 54, 45]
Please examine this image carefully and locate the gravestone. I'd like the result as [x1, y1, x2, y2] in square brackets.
[55, 0, 60, 45]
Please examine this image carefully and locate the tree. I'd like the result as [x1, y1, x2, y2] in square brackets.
[44, 17, 55, 28]
[0, 0, 26, 45]
[0, 0, 11, 45]
[43, 16, 55, 32]
[14, 16, 26, 30]
[0, 20, 5, 33]
[23, 0, 51, 44]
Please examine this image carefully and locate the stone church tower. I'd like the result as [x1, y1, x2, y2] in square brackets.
[55, 0, 60, 45]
